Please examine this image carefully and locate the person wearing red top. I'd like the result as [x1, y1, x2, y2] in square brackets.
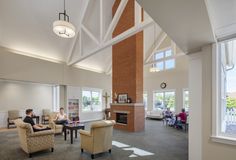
[178, 109, 187, 123]
[175, 108, 187, 129]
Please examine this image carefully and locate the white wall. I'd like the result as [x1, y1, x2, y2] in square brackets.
[188, 44, 236, 160]
[0, 80, 53, 127]
[144, 55, 189, 113]
[0, 49, 112, 127]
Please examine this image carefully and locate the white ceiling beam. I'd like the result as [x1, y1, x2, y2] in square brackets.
[81, 24, 100, 45]
[103, 0, 128, 43]
[68, 19, 154, 65]
[144, 53, 185, 66]
[66, 0, 90, 64]
[66, 31, 80, 63]
[171, 40, 176, 55]
[144, 31, 167, 63]
[100, 0, 103, 42]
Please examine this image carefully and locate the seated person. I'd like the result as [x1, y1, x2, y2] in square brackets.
[163, 108, 173, 118]
[163, 108, 175, 126]
[175, 108, 187, 129]
[24, 109, 51, 132]
[55, 107, 69, 126]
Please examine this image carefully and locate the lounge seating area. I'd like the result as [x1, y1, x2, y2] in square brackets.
[1, 0, 236, 160]
[12, 117, 116, 159]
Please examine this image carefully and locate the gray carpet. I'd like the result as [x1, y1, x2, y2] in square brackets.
[0, 120, 188, 160]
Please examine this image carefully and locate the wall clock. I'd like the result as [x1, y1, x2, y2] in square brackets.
[160, 82, 167, 89]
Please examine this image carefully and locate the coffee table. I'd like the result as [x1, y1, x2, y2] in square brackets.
[64, 123, 85, 144]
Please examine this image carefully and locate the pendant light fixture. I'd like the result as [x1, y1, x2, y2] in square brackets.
[53, 0, 75, 38]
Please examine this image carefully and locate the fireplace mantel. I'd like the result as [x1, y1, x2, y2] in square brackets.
[110, 103, 144, 107]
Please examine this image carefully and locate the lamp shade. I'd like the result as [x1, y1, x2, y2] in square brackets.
[53, 20, 75, 38]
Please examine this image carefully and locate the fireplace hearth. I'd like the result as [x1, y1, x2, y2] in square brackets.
[116, 113, 128, 124]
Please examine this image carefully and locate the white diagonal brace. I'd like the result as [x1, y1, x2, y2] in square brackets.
[145, 31, 167, 63]
[103, 0, 128, 43]
[82, 24, 99, 45]
[105, 61, 112, 75]
[68, 19, 154, 66]
[171, 40, 176, 55]
[67, 0, 90, 64]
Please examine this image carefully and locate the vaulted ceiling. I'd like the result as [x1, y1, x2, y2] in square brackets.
[0, 0, 234, 74]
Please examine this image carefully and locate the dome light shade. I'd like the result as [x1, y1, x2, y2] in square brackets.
[53, 0, 76, 38]
[53, 20, 75, 38]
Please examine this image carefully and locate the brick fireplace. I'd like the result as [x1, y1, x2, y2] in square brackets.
[111, 0, 145, 132]
[111, 103, 144, 132]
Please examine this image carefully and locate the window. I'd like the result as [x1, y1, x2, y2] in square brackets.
[53, 85, 60, 112]
[143, 93, 148, 110]
[150, 49, 175, 72]
[183, 89, 189, 112]
[153, 91, 175, 111]
[213, 39, 236, 143]
[82, 89, 102, 112]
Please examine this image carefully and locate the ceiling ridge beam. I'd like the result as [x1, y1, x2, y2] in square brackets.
[144, 31, 167, 63]
[103, 0, 128, 43]
[68, 19, 154, 66]
[67, 0, 90, 64]
[82, 24, 100, 45]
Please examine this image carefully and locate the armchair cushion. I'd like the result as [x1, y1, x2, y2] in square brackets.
[80, 120, 115, 155]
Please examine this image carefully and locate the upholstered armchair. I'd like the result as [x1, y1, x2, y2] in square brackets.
[8, 110, 22, 129]
[48, 112, 63, 134]
[42, 109, 51, 124]
[79, 120, 116, 159]
[14, 119, 54, 157]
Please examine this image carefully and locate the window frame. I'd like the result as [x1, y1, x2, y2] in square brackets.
[183, 88, 189, 112]
[81, 87, 103, 112]
[152, 47, 176, 71]
[143, 92, 148, 111]
[53, 85, 60, 112]
[153, 89, 176, 111]
[212, 42, 236, 145]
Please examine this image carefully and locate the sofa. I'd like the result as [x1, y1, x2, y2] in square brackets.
[146, 109, 164, 119]
[14, 119, 54, 157]
[79, 120, 116, 159]
[48, 112, 63, 134]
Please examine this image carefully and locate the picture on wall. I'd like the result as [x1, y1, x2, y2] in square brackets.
[118, 93, 128, 103]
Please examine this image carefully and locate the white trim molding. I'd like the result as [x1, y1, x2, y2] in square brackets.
[211, 135, 236, 146]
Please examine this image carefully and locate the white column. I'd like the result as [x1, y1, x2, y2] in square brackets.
[188, 52, 203, 160]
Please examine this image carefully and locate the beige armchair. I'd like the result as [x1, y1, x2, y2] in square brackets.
[48, 112, 63, 134]
[14, 119, 54, 158]
[79, 120, 116, 159]
[7, 110, 22, 129]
